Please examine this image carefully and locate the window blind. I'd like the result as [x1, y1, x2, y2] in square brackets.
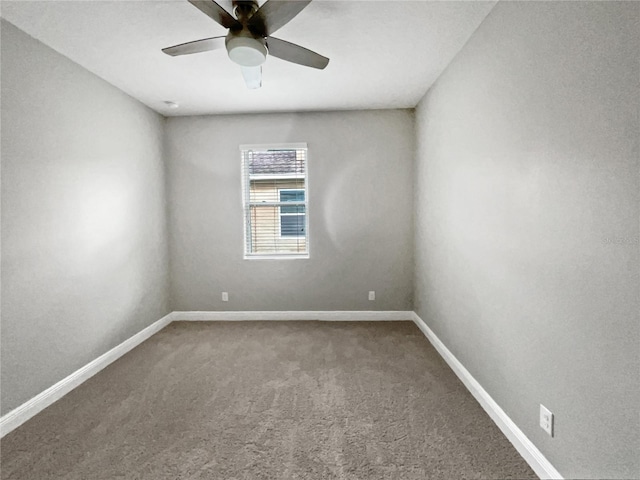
[241, 144, 308, 258]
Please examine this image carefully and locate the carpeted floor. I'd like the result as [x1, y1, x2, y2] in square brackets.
[1, 321, 536, 479]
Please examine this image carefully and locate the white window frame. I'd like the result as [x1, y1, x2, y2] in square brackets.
[278, 188, 306, 239]
[240, 143, 309, 260]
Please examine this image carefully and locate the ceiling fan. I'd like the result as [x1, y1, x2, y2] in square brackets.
[163, 0, 329, 89]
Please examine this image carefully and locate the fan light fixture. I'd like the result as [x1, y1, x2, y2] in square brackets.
[226, 37, 267, 67]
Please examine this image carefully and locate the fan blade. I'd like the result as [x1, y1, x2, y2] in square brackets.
[162, 36, 226, 56]
[267, 37, 329, 69]
[188, 0, 241, 30]
[248, 0, 312, 36]
[241, 66, 262, 89]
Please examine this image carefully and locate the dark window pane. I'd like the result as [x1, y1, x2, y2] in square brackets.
[281, 205, 306, 214]
[280, 190, 305, 202]
[249, 151, 303, 175]
[281, 215, 305, 236]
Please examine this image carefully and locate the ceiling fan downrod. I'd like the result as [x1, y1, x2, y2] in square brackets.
[231, 0, 259, 23]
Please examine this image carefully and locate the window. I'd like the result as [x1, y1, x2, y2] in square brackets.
[241, 144, 308, 258]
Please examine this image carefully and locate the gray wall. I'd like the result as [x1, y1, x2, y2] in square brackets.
[1, 20, 171, 414]
[414, 2, 639, 479]
[166, 110, 414, 311]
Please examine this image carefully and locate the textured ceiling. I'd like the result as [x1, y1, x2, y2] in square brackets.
[1, 1, 496, 117]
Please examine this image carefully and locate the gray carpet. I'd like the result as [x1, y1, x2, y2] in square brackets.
[1, 321, 536, 479]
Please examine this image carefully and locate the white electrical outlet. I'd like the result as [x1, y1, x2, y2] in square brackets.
[540, 404, 554, 436]
[222, 292, 229, 302]
[368, 291, 375, 301]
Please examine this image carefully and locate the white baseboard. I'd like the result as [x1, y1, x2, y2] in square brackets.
[411, 312, 562, 480]
[0, 312, 173, 438]
[170, 310, 414, 321]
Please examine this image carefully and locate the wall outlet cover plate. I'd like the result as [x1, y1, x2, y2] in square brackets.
[539, 404, 554, 437]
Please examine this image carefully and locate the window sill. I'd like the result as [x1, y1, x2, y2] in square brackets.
[244, 254, 310, 260]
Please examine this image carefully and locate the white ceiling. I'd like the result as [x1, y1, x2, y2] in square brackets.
[1, 0, 496, 117]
